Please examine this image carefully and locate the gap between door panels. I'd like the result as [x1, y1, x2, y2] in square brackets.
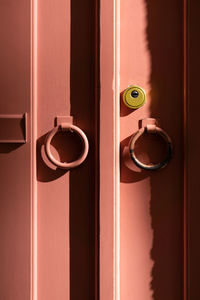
[69, 0, 100, 299]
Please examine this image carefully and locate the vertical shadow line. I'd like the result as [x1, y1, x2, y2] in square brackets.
[94, 0, 100, 299]
[183, 0, 189, 299]
[70, 0, 100, 298]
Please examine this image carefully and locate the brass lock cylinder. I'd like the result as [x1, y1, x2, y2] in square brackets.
[123, 85, 146, 109]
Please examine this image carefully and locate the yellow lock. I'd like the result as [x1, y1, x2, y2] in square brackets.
[123, 85, 146, 109]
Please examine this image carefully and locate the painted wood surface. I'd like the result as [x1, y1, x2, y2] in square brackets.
[0, 0, 198, 299]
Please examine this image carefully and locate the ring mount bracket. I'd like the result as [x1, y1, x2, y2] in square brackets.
[45, 116, 89, 170]
[139, 118, 157, 128]
[55, 116, 73, 126]
[139, 118, 158, 133]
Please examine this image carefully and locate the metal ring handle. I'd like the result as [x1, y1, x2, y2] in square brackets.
[45, 123, 89, 169]
[129, 125, 173, 170]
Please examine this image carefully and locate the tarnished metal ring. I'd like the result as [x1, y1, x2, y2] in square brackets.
[45, 123, 89, 169]
[129, 126, 173, 170]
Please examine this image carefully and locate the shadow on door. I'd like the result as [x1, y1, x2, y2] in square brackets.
[120, 0, 184, 299]
[70, 0, 99, 299]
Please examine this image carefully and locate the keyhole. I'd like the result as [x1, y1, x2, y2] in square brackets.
[131, 90, 139, 98]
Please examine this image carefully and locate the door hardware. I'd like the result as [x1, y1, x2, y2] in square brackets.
[123, 85, 146, 109]
[129, 118, 173, 170]
[0, 113, 27, 143]
[45, 116, 89, 169]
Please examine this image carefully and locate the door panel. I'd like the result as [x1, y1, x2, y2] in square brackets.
[120, 1, 183, 299]
[0, 0, 98, 299]
[0, 1, 31, 299]
[37, 0, 98, 299]
[37, 0, 70, 298]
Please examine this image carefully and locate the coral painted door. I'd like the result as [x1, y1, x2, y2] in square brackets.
[0, 0, 198, 300]
[100, 0, 199, 299]
[0, 0, 98, 299]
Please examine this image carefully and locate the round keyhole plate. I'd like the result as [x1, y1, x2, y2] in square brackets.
[123, 85, 146, 109]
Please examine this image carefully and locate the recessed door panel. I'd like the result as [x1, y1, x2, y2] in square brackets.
[0, 1, 31, 299]
[120, 0, 183, 299]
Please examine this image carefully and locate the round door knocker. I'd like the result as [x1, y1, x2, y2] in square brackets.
[45, 123, 89, 169]
[129, 118, 173, 170]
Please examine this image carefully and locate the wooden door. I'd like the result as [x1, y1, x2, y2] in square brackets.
[0, 0, 98, 299]
[100, 0, 199, 300]
[0, 0, 199, 299]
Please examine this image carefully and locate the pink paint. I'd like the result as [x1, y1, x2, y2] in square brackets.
[120, 0, 184, 299]
[100, 0, 120, 299]
[0, 0, 193, 298]
[0, 1, 31, 299]
[37, 0, 70, 298]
